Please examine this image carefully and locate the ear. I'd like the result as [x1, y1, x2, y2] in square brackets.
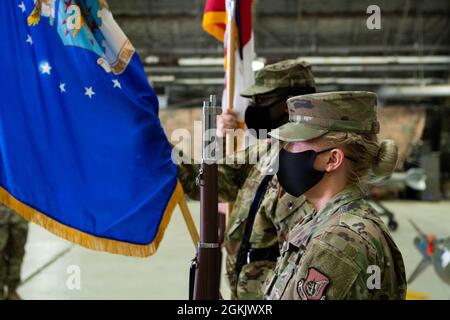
[324, 149, 345, 172]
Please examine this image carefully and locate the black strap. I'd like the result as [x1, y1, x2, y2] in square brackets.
[233, 174, 274, 283]
[188, 255, 198, 300]
[247, 244, 280, 263]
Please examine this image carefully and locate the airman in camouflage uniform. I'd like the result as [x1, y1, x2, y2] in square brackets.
[264, 92, 407, 299]
[264, 188, 407, 299]
[178, 60, 316, 299]
[0, 203, 28, 300]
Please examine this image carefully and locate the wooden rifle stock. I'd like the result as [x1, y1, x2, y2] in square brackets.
[193, 96, 222, 300]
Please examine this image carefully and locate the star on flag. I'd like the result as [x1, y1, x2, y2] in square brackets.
[59, 83, 66, 93]
[40, 62, 52, 75]
[85, 87, 95, 99]
[26, 35, 33, 45]
[112, 79, 121, 89]
[18, 2, 26, 13]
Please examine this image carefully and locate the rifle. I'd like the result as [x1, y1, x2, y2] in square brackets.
[192, 95, 222, 300]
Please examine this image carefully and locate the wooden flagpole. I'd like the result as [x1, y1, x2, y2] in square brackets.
[178, 196, 200, 248]
[225, 0, 238, 217]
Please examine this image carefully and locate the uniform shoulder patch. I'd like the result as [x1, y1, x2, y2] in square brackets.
[297, 268, 330, 300]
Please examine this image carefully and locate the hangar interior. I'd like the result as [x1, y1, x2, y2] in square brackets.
[9, 0, 450, 299]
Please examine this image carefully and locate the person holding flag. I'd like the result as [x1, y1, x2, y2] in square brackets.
[180, 0, 319, 299]
[178, 59, 317, 299]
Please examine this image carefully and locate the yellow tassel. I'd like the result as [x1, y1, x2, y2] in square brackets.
[27, 8, 41, 26]
[406, 290, 429, 300]
[0, 181, 184, 257]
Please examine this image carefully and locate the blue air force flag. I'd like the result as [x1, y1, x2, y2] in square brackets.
[0, 0, 183, 256]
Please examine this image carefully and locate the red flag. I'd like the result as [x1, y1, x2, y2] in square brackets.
[202, 0, 255, 122]
[203, 0, 227, 42]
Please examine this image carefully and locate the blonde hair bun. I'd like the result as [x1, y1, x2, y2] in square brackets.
[372, 139, 398, 177]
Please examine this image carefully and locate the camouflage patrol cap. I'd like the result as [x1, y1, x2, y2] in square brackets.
[240, 59, 316, 97]
[269, 91, 380, 142]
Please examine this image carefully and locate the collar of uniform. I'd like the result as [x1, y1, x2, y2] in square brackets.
[283, 209, 316, 253]
[315, 186, 363, 220]
[285, 186, 362, 251]
[276, 182, 311, 221]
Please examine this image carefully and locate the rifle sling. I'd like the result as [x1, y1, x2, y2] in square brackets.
[234, 174, 274, 282]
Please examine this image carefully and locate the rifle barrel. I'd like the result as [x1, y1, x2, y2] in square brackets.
[193, 96, 222, 300]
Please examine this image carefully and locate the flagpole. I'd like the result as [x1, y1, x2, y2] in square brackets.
[225, 0, 237, 217]
[178, 196, 200, 247]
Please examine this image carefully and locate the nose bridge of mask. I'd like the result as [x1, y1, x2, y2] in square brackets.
[282, 147, 329, 164]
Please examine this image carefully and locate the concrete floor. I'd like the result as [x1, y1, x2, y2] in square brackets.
[17, 200, 450, 300]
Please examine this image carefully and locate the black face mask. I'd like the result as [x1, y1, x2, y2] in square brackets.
[244, 101, 288, 139]
[276, 147, 335, 197]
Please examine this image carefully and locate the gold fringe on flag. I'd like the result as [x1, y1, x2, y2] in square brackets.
[0, 181, 184, 257]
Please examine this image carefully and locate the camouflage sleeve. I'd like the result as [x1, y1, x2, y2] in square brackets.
[0, 203, 14, 224]
[291, 226, 378, 300]
[177, 147, 253, 202]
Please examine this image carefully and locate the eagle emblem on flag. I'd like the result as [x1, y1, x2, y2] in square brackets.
[27, 0, 134, 75]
